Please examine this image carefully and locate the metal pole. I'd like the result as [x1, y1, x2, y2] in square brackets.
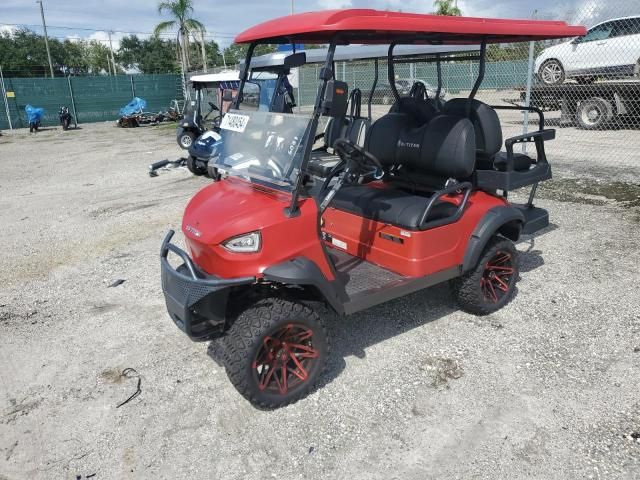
[106, 52, 112, 76]
[108, 31, 117, 75]
[522, 10, 538, 154]
[0, 66, 13, 130]
[130, 75, 136, 98]
[67, 75, 78, 127]
[291, 0, 294, 14]
[37, 0, 55, 78]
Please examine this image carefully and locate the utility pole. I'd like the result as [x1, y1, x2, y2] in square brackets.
[36, 0, 54, 78]
[291, 0, 294, 14]
[108, 31, 117, 75]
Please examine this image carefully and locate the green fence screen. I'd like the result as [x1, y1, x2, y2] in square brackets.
[0, 74, 183, 129]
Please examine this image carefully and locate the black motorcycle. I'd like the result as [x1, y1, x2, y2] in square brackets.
[58, 106, 73, 130]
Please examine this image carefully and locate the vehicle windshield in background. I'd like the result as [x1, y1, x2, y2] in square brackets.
[214, 109, 310, 190]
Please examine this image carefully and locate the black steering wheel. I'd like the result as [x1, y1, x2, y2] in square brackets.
[333, 138, 383, 179]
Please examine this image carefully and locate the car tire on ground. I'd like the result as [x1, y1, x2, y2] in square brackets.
[452, 236, 519, 316]
[186, 155, 207, 176]
[178, 131, 196, 149]
[575, 97, 613, 130]
[224, 297, 329, 409]
[539, 59, 565, 85]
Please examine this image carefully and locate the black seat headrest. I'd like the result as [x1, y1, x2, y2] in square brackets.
[443, 98, 502, 157]
[366, 113, 476, 179]
[389, 97, 437, 126]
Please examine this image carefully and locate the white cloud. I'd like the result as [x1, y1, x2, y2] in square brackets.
[319, 0, 353, 9]
[0, 25, 17, 36]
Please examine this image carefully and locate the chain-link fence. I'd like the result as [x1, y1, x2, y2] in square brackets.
[295, 0, 639, 170]
[0, 73, 183, 129]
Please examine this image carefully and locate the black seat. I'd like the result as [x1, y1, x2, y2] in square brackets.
[308, 88, 370, 178]
[331, 114, 476, 230]
[331, 186, 458, 228]
[442, 98, 535, 173]
[389, 96, 438, 126]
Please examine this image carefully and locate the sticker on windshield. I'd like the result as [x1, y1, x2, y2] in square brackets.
[220, 113, 250, 133]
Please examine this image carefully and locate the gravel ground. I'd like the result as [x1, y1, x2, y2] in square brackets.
[1, 122, 639, 480]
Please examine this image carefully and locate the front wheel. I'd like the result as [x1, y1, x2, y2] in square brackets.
[178, 131, 196, 149]
[62, 118, 70, 130]
[224, 297, 329, 408]
[452, 236, 519, 315]
[538, 59, 565, 85]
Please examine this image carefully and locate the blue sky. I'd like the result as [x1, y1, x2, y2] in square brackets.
[0, 0, 636, 49]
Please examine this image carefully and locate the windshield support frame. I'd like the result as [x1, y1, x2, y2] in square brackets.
[285, 36, 339, 217]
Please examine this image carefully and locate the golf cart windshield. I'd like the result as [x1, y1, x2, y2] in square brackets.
[214, 109, 310, 189]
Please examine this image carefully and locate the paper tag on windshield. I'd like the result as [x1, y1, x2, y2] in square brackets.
[220, 113, 250, 133]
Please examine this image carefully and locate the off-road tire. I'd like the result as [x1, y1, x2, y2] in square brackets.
[224, 297, 329, 409]
[575, 97, 613, 130]
[452, 236, 519, 315]
[538, 59, 565, 85]
[186, 155, 207, 176]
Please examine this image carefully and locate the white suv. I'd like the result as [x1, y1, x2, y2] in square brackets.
[535, 16, 640, 85]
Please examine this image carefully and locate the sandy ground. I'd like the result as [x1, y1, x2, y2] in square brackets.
[0, 120, 639, 480]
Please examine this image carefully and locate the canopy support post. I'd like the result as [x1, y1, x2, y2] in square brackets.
[467, 38, 486, 116]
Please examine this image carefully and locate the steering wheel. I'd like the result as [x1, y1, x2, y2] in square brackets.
[333, 138, 383, 179]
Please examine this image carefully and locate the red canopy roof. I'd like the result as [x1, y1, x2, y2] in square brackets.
[235, 9, 586, 45]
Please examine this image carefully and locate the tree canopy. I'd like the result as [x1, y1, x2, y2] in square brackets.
[434, 0, 462, 16]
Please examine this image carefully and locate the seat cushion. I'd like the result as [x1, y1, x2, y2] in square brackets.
[331, 185, 458, 230]
[494, 152, 534, 172]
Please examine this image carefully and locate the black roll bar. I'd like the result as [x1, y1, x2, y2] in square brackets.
[467, 39, 487, 116]
[387, 42, 401, 104]
[367, 58, 378, 121]
[233, 42, 257, 110]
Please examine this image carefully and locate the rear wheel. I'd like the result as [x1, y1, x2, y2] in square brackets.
[575, 97, 613, 130]
[452, 236, 519, 315]
[539, 59, 565, 85]
[224, 297, 328, 408]
[186, 155, 207, 176]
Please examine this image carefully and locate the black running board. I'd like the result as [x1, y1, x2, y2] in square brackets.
[515, 204, 549, 235]
[343, 266, 461, 315]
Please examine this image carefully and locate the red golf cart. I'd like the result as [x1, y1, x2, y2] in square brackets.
[161, 9, 586, 408]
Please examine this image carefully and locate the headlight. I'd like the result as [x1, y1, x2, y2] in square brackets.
[222, 231, 261, 253]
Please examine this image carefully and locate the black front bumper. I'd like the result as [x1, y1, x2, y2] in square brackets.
[160, 230, 255, 341]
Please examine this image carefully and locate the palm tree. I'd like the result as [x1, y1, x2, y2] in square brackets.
[154, 0, 206, 74]
[434, 0, 462, 16]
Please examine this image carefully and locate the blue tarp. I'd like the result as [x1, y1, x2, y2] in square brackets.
[119, 97, 147, 116]
[25, 104, 44, 124]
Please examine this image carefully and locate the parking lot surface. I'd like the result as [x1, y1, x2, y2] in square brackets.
[1, 122, 639, 479]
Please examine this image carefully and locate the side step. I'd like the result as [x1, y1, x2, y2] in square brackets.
[515, 204, 549, 235]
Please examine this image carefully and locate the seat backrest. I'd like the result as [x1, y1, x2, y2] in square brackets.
[442, 98, 502, 158]
[366, 112, 476, 180]
[389, 96, 438, 126]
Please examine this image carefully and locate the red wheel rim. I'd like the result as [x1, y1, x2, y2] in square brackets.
[480, 251, 514, 304]
[252, 324, 319, 395]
